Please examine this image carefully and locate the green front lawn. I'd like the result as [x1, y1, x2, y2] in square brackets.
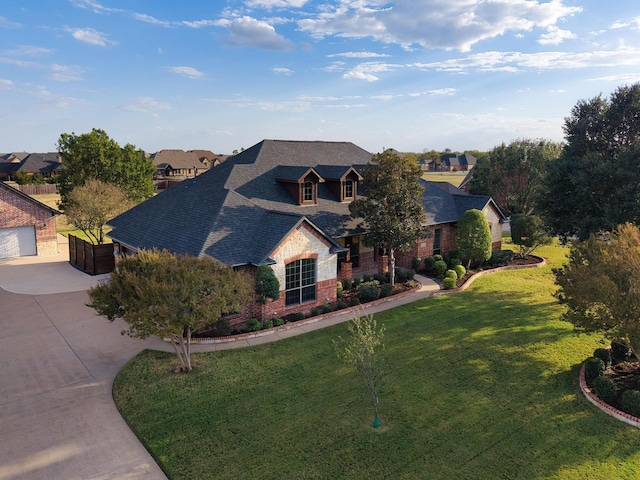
[114, 243, 640, 479]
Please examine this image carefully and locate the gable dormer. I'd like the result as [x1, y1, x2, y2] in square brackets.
[314, 165, 363, 202]
[275, 166, 325, 205]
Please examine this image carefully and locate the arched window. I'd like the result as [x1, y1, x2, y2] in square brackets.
[285, 258, 316, 305]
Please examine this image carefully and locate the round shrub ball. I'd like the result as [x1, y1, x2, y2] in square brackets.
[442, 277, 456, 290]
[359, 284, 380, 303]
[584, 356, 605, 385]
[380, 282, 393, 298]
[593, 348, 612, 368]
[445, 269, 458, 280]
[246, 318, 261, 332]
[454, 264, 466, 278]
[592, 376, 616, 405]
[450, 258, 462, 268]
[611, 338, 632, 363]
[434, 260, 448, 277]
[622, 390, 640, 417]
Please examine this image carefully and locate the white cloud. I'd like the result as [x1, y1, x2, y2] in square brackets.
[224, 16, 293, 50]
[538, 26, 576, 45]
[2, 45, 53, 56]
[0, 16, 22, 28]
[246, 0, 308, 8]
[273, 67, 293, 75]
[133, 13, 171, 27]
[0, 78, 14, 89]
[168, 66, 206, 78]
[69, 27, 117, 47]
[50, 64, 84, 81]
[327, 51, 391, 58]
[182, 19, 218, 28]
[297, 0, 582, 52]
[125, 97, 171, 113]
[342, 61, 399, 81]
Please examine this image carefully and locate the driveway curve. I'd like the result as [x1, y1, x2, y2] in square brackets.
[0, 235, 440, 479]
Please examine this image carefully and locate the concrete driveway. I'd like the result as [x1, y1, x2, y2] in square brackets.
[0, 237, 168, 480]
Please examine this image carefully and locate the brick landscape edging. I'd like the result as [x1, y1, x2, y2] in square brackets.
[579, 363, 640, 428]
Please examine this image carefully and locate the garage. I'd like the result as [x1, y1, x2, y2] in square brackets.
[0, 226, 37, 258]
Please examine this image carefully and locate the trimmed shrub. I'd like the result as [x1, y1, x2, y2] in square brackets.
[263, 319, 273, 330]
[359, 284, 380, 303]
[622, 390, 640, 417]
[412, 257, 422, 271]
[453, 264, 466, 278]
[274, 317, 284, 327]
[433, 254, 443, 262]
[380, 283, 393, 298]
[445, 269, 458, 280]
[291, 312, 305, 322]
[372, 273, 386, 284]
[592, 376, 616, 404]
[353, 277, 362, 288]
[584, 356, 606, 385]
[450, 258, 462, 268]
[363, 274, 371, 282]
[611, 338, 633, 363]
[342, 278, 353, 290]
[406, 269, 415, 281]
[395, 268, 407, 283]
[350, 296, 361, 306]
[593, 348, 612, 368]
[434, 260, 448, 277]
[310, 307, 322, 317]
[246, 318, 261, 332]
[424, 256, 437, 275]
[336, 281, 343, 298]
[442, 277, 456, 290]
[336, 301, 348, 310]
[321, 303, 333, 314]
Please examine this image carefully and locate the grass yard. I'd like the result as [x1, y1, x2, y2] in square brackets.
[114, 242, 640, 479]
[422, 171, 469, 187]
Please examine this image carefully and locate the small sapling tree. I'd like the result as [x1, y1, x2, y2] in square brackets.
[255, 264, 280, 325]
[335, 314, 386, 428]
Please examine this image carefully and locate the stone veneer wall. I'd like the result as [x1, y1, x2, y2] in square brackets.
[0, 186, 58, 255]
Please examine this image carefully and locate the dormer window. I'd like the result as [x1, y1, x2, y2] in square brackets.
[303, 181, 314, 202]
[343, 180, 354, 200]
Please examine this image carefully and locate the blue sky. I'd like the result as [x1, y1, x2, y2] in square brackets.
[2, 1, 640, 155]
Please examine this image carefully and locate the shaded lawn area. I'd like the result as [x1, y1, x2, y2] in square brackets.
[114, 243, 640, 479]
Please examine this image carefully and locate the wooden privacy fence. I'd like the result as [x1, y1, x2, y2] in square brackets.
[14, 184, 59, 195]
[68, 235, 115, 275]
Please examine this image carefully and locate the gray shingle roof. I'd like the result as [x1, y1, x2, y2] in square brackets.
[108, 139, 502, 266]
[420, 180, 505, 224]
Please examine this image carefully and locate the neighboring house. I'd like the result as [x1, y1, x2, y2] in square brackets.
[0, 152, 30, 180]
[188, 150, 228, 168]
[151, 149, 210, 179]
[439, 152, 477, 171]
[0, 152, 61, 181]
[107, 139, 504, 324]
[458, 169, 474, 192]
[0, 182, 59, 258]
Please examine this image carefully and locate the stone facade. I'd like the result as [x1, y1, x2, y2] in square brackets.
[0, 184, 58, 256]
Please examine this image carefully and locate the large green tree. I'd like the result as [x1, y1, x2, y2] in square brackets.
[454, 209, 492, 269]
[509, 213, 552, 259]
[541, 84, 640, 240]
[553, 223, 640, 357]
[65, 179, 133, 244]
[469, 138, 561, 216]
[349, 150, 428, 285]
[57, 128, 155, 209]
[88, 249, 252, 372]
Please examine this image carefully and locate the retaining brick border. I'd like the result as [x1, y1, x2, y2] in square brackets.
[189, 283, 422, 344]
[579, 363, 640, 428]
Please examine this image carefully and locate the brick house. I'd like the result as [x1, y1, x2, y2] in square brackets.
[0, 182, 59, 258]
[107, 139, 504, 324]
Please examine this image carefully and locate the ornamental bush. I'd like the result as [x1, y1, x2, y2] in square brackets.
[336, 281, 344, 298]
[445, 269, 458, 280]
[246, 318, 261, 332]
[380, 283, 393, 298]
[363, 274, 371, 282]
[450, 258, 462, 268]
[584, 356, 606, 385]
[263, 319, 273, 330]
[611, 338, 633, 364]
[274, 317, 284, 327]
[434, 260, 448, 277]
[622, 390, 640, 417]
[353, 277, 362, 288]
[424, 256, 436, 275]
[412, 257, 422, 271]
[442, 277, 456, 290]
[359, 284, 380, 303]
[592, 376, 616, 404]
[342, 278, 353, 290]
[593, 348, 612, 368]
[350, 296, 361, 306]
[454, 264, 466, 278]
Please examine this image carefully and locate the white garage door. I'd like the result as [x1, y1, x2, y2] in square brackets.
[0, 226, 37, 258]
